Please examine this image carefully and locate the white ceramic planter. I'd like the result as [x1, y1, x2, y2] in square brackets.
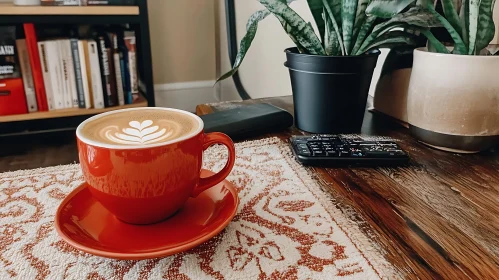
[407, 48, 499, 153]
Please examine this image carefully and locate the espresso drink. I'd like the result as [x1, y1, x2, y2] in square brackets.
[80, 109, 200, 146]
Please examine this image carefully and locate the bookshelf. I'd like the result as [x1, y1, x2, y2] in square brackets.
[0, 1, 155, 136]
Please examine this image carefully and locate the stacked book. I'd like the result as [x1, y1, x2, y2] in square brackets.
[16, 24, 139, 113]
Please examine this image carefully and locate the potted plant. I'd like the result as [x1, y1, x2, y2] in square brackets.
[383, 0, 498, 153]
[217, 0, 442, 134]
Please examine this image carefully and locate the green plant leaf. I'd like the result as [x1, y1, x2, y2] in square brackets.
[341, 0, 358, 55]
[351, 0, 370, 49]
[351, 15, 377, 55]
[459, 0, 469, 46]
[324, 7, 341, 55]
[216, 9, 271, 82]
[357, 7, 443, 55]
[323, 0, 345, 55]
[475, 0, 496, 53]
[307, 0, 326, 43]
[366, 0, 416, 18]
[420, 29, 451, 53]
[278, 16, 308, 52]
[441, 0, 463, 36]
[360, 30, 419, 52]
[426, 3, 467, 54]
[259, 0, 325, 55]
[467, 0, 480, 54]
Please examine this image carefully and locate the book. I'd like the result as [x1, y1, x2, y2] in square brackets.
[37, 41, 57, 110]
[77, 40, 92, 109]
[45, 41, 66, 110]
[58, 40, 71, 108]
[97, 35, 118, 107]
[0, 26, 19, 80]
[85, 40, 105, 109]
[124, 31, 138, 103]
[64, 40, 79, 108]
[110, 33, 125, 106]
[16, 39, 38, 112]
[87, 0, 135, 5]
[41, 0, 81, 6]
[71, 38, 87, 108]
[23, 24, 49, 111]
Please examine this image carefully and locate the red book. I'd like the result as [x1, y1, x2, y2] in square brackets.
[0, 78, 28, 116]
[23, 23, 48, 111]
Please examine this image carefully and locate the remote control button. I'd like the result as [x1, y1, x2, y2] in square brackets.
[297, 144, 308, 149]
[313, 150, 325, 156]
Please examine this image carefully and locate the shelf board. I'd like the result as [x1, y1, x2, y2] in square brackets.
[0, 3, 139, 16]
[0, 97, 147, 123]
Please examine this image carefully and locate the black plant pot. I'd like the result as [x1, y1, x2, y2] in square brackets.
[285, 47, 381, 134]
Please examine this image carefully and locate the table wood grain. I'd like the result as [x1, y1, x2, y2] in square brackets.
[196, 96, 499, 279]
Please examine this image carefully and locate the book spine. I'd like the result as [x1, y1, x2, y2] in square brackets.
[41, 0, 81, 6]
[37, 41, 56, 111]
[78, 40, 92, 109]
[16, 39, 38, 112]
[124, 31, 138, 103]
[64, 40, 79, 108]
[71, 38, 86, 108]
[87, 40, 104, 109]
[111, 33, 125, 106]
[23, 23, 48, 111]
[59, 40, 71, 108]
[47, 41, 65, 110]
[97, 36, 117, 107]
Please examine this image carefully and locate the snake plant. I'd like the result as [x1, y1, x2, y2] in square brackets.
[368, 0, 497, 55]
[218, 0, 444, 81]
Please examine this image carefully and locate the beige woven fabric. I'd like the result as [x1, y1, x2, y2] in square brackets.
[0, 137, 400, 279]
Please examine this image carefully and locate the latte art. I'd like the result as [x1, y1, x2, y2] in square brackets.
[79, 108, 200, 146]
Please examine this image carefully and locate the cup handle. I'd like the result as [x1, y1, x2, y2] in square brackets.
[191, 132, 235, 197]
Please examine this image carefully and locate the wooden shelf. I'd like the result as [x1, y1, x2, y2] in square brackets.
[0, 3, 139, 16]
[0, 96, 147, 123]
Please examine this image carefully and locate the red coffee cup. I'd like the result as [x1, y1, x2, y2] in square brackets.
[76, 107, 235, 225]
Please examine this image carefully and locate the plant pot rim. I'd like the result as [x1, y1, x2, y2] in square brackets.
[415, 47, 498, 59]
[284, 47, 381, 58]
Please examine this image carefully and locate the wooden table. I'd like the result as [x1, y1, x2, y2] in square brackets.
[196, 96, 499, 279]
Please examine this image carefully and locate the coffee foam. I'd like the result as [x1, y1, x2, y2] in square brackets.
[79, 109, 200, 146]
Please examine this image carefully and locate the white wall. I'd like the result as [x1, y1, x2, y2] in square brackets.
[215, 0, 388, 101]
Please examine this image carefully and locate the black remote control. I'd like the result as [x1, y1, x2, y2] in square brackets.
[290, 135, 409, 166]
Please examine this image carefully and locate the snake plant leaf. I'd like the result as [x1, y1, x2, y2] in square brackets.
[426, 3, 468, 54]
[441, 0, 463, 34]
[216, 9, 270, 82]
[324, 7, 341, 55]
[279, 16, 308, 53]
[359, 31, 419, 53]
[459, 0, 469, 46]
[366, 0, 416, 18]
[323, 0, 346, 55]
[259, 0, 325, 55]
[420, 29, 451, 53]
[475, 0, 496, 53]
[351, 0, 370, 50]
[341, 0, 358, 55]
[307, 0, 326, 42]
[351, 15, 377, 55]
[467, 0, 480, 54]
[357, 7, 443, 55]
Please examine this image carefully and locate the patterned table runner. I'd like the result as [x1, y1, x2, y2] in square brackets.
[0, 137, 399, 279]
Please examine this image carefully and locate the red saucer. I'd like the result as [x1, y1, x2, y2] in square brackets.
[55, 169, 239, 260]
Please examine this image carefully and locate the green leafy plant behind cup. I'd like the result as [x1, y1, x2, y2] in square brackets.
[218, 0, 446, 81]
[368, 0, 497, 55]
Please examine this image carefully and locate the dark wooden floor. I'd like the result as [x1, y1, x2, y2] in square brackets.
[0, 131, 79, 172]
